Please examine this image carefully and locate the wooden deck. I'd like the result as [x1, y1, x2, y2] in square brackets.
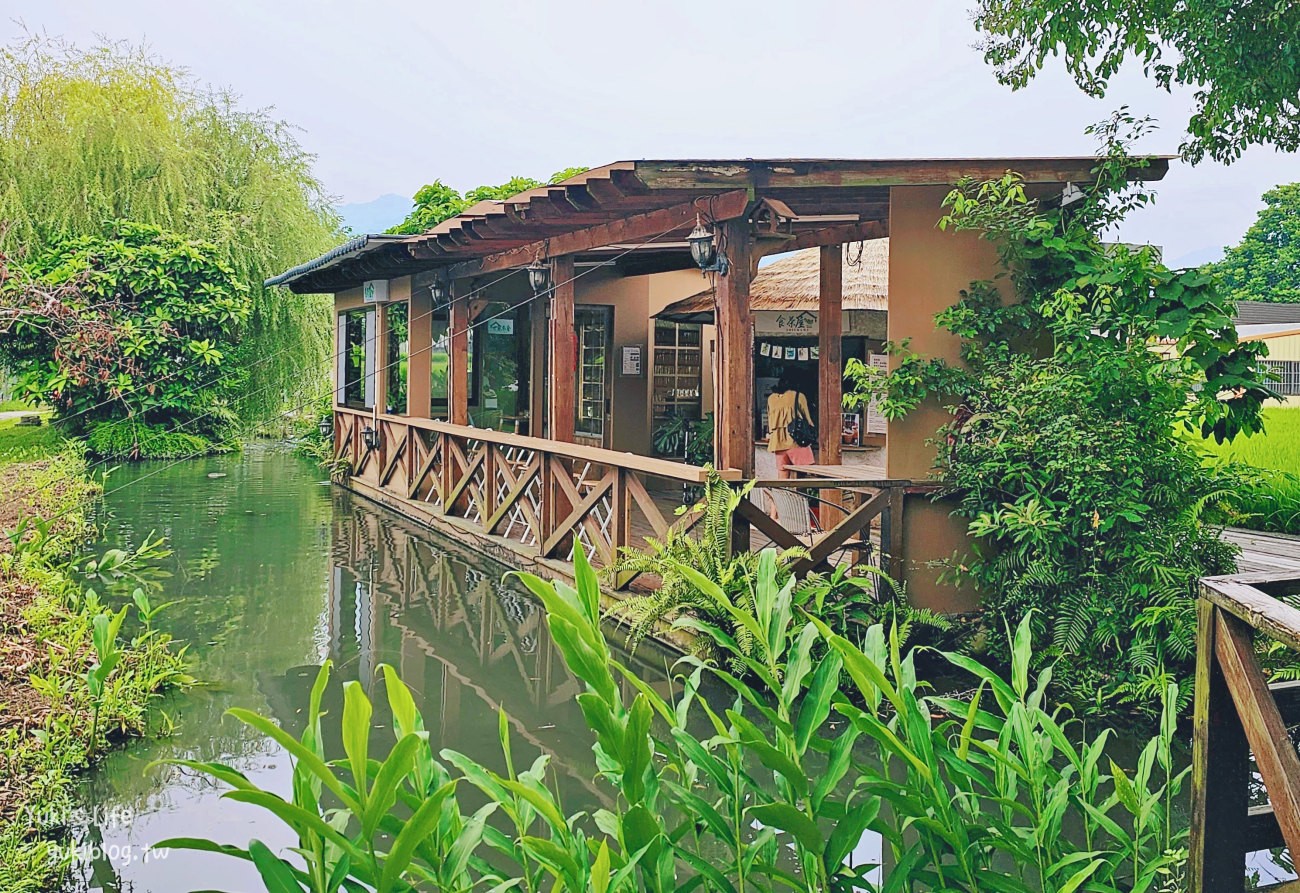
[1225, 528, 1300, 575]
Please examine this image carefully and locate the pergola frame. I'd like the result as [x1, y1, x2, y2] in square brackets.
[277, 156, 1169, 605]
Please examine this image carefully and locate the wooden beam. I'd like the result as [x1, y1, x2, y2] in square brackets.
[756, 220, 888, 258]
[713, 219, 755, 477]
[448, 279, 470, 426]
[1202, 577, 1300, 654]
[632, 157, 1169, 191]
[1215, 610, 1300, 860]
[548, 255, 576, 443]
[446, 191, 750, 279]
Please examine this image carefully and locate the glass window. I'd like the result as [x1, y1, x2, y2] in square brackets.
[1264, 359, 1300, 396]
[338, 308, 373, 408]
[471, 303, 527, 430]
[385, 302, 409, 414]
[576, 306, 612, 439]
[430, 315, 477, 416]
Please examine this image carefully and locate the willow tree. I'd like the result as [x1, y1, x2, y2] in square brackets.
[0, 33, 341, 423]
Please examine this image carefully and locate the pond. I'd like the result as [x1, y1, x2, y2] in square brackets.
[52, 445, 1293, 891]
[59, 444, 682, 892]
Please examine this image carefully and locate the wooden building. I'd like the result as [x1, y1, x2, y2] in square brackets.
[269, 158, 1168, 610]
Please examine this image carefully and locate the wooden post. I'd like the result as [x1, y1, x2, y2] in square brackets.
[1189, 597, 1250, 893]
[713, 220, 755, 553]
[530, 296, 548, 437]
[818, 244, 844, 530]
[818, 244, 843, 464]
[408, 279, 433, 418]
[713, 220, 755, 477]
[610, 468, 629, 556]
[449, 279, 470, 427]
[548, 255, 576, 443]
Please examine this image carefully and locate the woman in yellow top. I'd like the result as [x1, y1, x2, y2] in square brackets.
[766, 372, 815, 477]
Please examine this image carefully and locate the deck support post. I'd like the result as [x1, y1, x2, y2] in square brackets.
[818, 244, 844, 529]
[449, 279, 470, 427]
[548, 255, 576, 443]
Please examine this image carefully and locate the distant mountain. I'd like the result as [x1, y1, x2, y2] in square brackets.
[337, 193, 412, 236]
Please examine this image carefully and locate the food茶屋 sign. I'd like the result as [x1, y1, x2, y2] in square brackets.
[754, 310, 886, 339]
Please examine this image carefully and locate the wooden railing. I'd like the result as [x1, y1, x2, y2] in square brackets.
[334, 408, 910, 590]
[742, 477, 913, 585]
[1192, 572, 1300, 891]
[335, 408, 738, 587]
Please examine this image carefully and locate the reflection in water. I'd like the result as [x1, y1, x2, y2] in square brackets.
[60, 445, 676, 892]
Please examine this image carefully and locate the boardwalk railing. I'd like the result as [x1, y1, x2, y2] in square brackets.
[334, 407, 909, 589]
[1192, 572, 1300, 891]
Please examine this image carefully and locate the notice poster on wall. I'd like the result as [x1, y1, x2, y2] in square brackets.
[865, 353, 889, 434]
[759, 342, 771, 356]
[620, 345, 643, 377]
[785, 346, 797, 360]
[797, 347, 809, 361]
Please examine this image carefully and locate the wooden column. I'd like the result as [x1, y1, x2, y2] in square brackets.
[817, 244, 843, 464]
[448, 279, 470, 427]
[530, 297, 548, 437]
[817, 245, 844, 530]
[408, 279, 433, 418]
[713, 220, 755, 477]
[548, 255, 576, 443]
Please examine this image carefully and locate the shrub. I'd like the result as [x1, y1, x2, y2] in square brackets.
[844, 116, 1270, 714]
[1, 221, 249, 437]
[86, 419, 220, 460]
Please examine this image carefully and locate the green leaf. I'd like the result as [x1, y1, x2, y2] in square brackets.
[248, 839, 308, 893]
[748, 802, 823, 852]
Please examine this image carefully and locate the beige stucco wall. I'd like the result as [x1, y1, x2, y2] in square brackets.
[886, 185, 1003, 613]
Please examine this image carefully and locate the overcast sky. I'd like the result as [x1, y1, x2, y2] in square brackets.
[7, 0, 1296, 266]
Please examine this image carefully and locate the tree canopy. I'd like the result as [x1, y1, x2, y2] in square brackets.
[386, 167, 588, 235]
[971, 0, 1300, 163]
[0, 33, 343, 423]
[1, 221, 250, 442]
[1211, 182, 1300, 304]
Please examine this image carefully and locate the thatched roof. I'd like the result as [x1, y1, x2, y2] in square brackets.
[657, 240, 888, 323]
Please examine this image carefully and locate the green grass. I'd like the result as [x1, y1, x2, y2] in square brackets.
[0, 418, 63, 463]
[0, 398, 36, 413]
[1198, 405, 1300, 533]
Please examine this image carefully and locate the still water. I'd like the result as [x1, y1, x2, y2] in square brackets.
[60, 444, 679, 892]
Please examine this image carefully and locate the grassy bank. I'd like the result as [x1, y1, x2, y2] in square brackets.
[0, 419, 190, 891]
[1197, 405, 1300, 534]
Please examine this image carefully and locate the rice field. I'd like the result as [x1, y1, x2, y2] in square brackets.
[1198, 405, 1300, 533]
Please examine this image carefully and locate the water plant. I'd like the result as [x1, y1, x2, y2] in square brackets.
[159, 545, 1189, 892]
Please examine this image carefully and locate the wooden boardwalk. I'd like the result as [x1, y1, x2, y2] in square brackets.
[1224, 527, 1300, 575]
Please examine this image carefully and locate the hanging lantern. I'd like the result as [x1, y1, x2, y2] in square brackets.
[1060, 182, 1086, 206]
[527, 258, 551, 294]
[687, 216, 717, 270]
[361, 424, 379, 451]
[317, 415, 333, 439]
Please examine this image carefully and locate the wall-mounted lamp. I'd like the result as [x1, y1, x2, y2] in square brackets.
[1060, 182, 1086, 207]
[429, 275, 449, 304]
[317, 415, 333, 439]
[687, 215, 729, 275]
[361, 424, 379, 451]
[527, 257, 551, 294]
